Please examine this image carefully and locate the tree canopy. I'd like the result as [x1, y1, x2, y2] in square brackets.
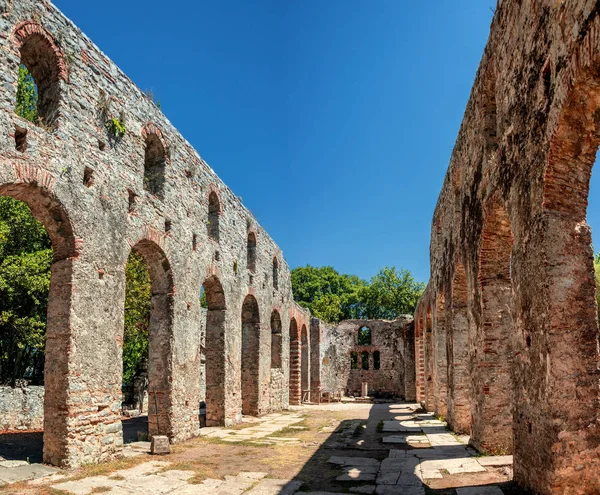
[291, 265, 425, 323]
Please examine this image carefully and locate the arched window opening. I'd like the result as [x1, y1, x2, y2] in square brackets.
[247, 232, 256, 273]
[270, 310, 282, 369]
[358, 326, 371, 345]
[208, 192, 220, 242]
[272, 257, 279, 290]
[373, 351, 381, 370]
[361, 351, 369, 370]
[201, 276, 226, 426]
[144, 133, 166, 197]
[241, 295, 260, 415]
[15, 26, 62, 127]
[350, 352, 359, 370]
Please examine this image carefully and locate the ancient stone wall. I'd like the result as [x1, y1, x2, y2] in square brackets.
[415, 1, 600, 492]
[0, 0, 307, 467]
[319, 318, 415, 399]
[0, 386, 44, 431]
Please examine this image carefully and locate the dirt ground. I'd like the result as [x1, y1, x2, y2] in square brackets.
[0, 403, 522, 495]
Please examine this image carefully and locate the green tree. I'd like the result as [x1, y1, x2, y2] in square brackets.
[123, 251, 152, 386]
[360, 267, 425, 319]
[15, 65, 38, 123]
[291, 265, 366, 323]
[0, 197, 51, 385]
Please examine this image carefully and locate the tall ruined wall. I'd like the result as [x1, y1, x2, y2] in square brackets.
[0, 0, 302, 467]
[319, 318, 414, 399]
[415, 1, 600, 493]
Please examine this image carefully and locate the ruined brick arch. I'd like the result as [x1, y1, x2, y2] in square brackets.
[201, 275, 227, 426]
[300, 324, 309, 399]
[424, 305, 434, 411]
[473, 197, 513, 452]
[129, 238, 174, 439]
[432, 294, 447, 417]
[270, 309, 282, 369]
[241, 294, 260, 415]
[534, 55, 600, 483]
[0, 182, 75, 465]
[415, 313, 425, 403]
[12, 21, 67, 126]
[288, 317, 301, 405]
[447, 262, 470, 434]
[142, 123, 169, 197]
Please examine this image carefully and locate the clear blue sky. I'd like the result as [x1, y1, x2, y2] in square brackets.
[53, 1, 502, 284]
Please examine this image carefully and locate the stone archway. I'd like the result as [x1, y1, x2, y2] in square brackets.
[241, 295, 260, 416]
[128, 239, 174, 440]
[202, 275, 226, 426]
[289, 318, 301, 405]
[300, 325, 309, 401]
[0, 183, 76, 466]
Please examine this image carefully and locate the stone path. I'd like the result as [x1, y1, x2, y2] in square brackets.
[1, 403, 514, 494]
[0, 459, 57, 487]
[199, 412, 306, 445]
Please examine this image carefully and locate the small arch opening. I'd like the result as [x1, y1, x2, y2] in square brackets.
[273, 257, 279, 290]
[144, 133, 166, 197]
[270, 310, 282, 369]
[247, 232, 256, 273]
[350, 352, 359, 370]
[358, 326, 371, 346]
[208, 192, 220, 242]
[15, 25, 63, 127]
[373, 351, 381, 370]
[361, 351, 369, 370]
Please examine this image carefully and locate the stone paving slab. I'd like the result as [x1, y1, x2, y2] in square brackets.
[382, 421, 421, 433]
[456, 487, 504, 495]
[349, 485, 376, 494]
[0, 460, 29, 468]
[337, 468, 377, 481]
[328, 456, 381, 467]
[477, 455, 513, 467]
[245, 479, 302, 495]
[382, 435, 406, 444]
[0, 463, 57, 484]
[376, 486, 425, 495]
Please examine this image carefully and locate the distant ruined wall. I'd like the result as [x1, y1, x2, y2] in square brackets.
[415, 0, 600, 493]
[319, 318, 414, 399]
[0, 386, 44, 431]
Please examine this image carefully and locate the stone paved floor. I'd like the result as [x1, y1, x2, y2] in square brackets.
[0, 403, 515, 494]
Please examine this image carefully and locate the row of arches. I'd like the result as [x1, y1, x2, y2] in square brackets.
[350, 351, 381, 371]
[8, 20, 283, 292]
[416, 197, 515, 454]
[0, 178, 307, 465]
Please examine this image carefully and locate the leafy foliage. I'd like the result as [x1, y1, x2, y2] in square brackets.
[291, 266, 366, 322]
[105, 117, 127, 139]
[291, 265, 425, 323]
[15, 65, 38, 123]
[0, 197, 152, 386]
[359, 267, 425, 320]
[357, 326, 371, 345]
[123, 251, 151, 386]
[0, 197, 50, 385]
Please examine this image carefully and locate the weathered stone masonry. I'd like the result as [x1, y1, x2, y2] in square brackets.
[415, 1, 600, 493]
[0, 0, 313, 468]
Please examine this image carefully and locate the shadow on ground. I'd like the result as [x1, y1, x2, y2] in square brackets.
[281, 402, 530, 495]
